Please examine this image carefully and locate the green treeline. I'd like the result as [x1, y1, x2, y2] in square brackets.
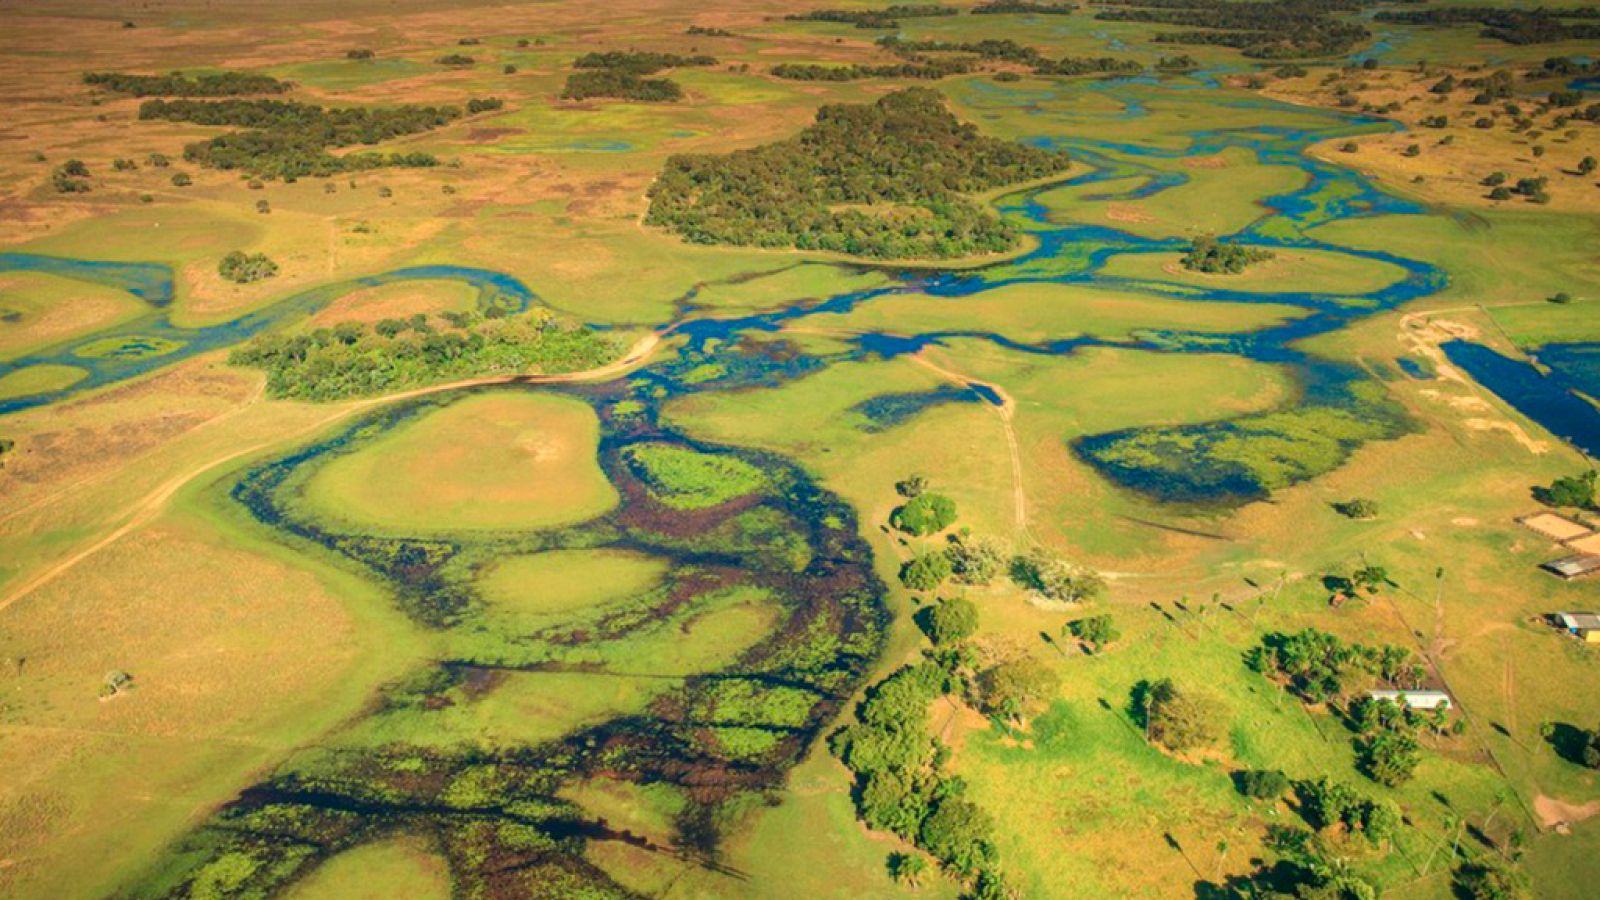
[1094, 0, 1377, 59]
[770, 60, 971, 82]
[83, 70, 290, 97]
[645, 88, 1071, 259]
[561, 51, 716, 102]
[137, 97, 487, 178]
[1375, 6, 1600, 45]
[572, 51, 716, 73]
[973, 1, 1076, 14]
[786, 5, 960, 30]
[229, 310, 619, 401]
[877, 36, 1145, 78]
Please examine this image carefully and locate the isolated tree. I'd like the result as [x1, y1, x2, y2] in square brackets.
[1010, 548, 1104, 603]
[1534, 470, 1596, 510]
[891, 493, 957, 536]
[976, 656, 1059, 723]
[900, 552, 952, 592]
[1332, 498, 1379, 519]
[1066, 614, 1120, 652]
[896, 474, 929, 498]
[945, 533, 1004, 584]
[1236, 768, 1290, 800]
[1579, 156, 1597, 176]
[887, 852, 927, 887]
[917, 596, 978, 646]
[1139, 678, 1224, 754]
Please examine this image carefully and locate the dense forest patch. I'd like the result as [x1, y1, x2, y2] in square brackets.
[136, 97, 495, 178]
[644, 88, 1070, 259]
[229, 309, 617, 400]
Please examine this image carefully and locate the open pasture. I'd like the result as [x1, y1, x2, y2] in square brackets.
[299, 391, 616, 533]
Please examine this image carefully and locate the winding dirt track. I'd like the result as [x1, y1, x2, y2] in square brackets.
[903, 351, 1030, 543]
[0, 332, 663, 616]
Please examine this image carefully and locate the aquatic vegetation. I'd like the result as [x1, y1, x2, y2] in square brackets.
[621, 442, 767, 510]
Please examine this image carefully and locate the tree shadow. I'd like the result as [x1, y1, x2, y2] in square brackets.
[1543, 721, 1592, 766]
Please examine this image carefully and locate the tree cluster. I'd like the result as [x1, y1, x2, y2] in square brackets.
[1180, 235, 1275, 273]
[84, 70, 290, 97]
[1247, 628, 1422, 704]
[561, 52, 716, 102]
[229, 310, 617, 401]
[51, 159, 91, 193]
[645, 88, 1071, 259]
[829, 663, 1008, 892]
[137, 97, 468, 179]
[218, 251, 279, 284]
[1292, 777, 1400, 843]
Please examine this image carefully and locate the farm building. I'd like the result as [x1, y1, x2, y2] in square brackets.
[1368, 689, 1452, 710]
[1555, 613, 1600, 643]
[1518, 512, 1593, 542]
[1542, 554, 1600, 581]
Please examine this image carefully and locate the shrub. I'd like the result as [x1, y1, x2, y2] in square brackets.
[1534, 470, 1596, 509]
[944, 533, 1005, 585]
[1066, 614, 1119, 651]
[1235, 768, 1290, 800]
[1138, 678, 1224, 753]
[976, 657, 1059, 722]
[1452, 860, 1530, 900]
[171, 172, 192, 186]
[1332, 497, 1378, 519]
[917, 798, 997, 876]
[1010, 549, 1104, 603]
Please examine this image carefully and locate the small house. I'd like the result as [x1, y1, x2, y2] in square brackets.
[1555, 612, 1600, 643]
[1368, 689, 1452, 711]
[1542, 554, 1600, 581]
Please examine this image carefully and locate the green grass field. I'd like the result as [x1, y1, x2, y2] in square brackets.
[300, 392, 617, 533]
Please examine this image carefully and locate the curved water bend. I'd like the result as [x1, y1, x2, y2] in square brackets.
[0, 260, 539, 414]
